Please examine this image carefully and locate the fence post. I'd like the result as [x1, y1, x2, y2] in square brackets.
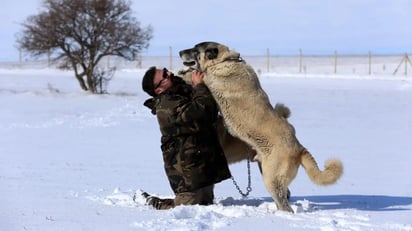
[368, 51, 372, 75]
[137, 52, 142, 69]
[299, 49, 303, 73]
[266, 48, 270, 72]
[393, 53, 412, 76]
[334, 50, 337, 74]
[47, 50, 51, 68]
[18, 48, 22, 68]
[405, 53, 408, 76]
[169, 46, 173, 70]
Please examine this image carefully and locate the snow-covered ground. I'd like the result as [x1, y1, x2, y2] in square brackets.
[0, 66, 411, 231]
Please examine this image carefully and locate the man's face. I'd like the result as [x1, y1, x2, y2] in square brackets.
[153, 68, 172, 95]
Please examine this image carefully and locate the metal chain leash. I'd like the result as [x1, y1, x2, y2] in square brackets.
[230, 158, 252, 198]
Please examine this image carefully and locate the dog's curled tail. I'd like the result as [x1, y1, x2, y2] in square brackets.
[300, 149, 343, 185]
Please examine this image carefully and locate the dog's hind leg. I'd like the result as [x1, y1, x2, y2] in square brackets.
[261, 158, 295, 213]
[257, 160, 291, 200]
[265, 176, 293, 212]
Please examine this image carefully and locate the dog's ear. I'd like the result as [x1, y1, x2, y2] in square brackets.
[205, 48, 219, 60]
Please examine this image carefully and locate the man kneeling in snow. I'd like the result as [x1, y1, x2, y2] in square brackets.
[139, 66, 231, 209]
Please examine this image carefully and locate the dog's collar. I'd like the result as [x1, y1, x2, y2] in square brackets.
[204, 56, 244, 72]
[223, 56, 244, 62]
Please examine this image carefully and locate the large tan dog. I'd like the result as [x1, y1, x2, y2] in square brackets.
[179, 42, 343, 212]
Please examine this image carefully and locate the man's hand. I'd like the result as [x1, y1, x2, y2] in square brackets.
[191, 70, 204, 86]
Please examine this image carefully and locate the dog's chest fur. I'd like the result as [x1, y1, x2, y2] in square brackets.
[204, 62, 278, 154]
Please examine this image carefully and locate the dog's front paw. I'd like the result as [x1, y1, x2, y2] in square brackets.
[177, 68, 194, 83]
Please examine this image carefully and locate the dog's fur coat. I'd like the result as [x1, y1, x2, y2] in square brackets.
[179, 42, 343, 212]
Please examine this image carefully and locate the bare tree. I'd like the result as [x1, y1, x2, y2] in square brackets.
[17, 0, 152, 93]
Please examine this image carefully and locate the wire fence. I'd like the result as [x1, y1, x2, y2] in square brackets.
[1, 51, 411, 77]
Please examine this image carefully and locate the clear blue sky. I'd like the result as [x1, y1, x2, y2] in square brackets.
[0, 0, 411, 61]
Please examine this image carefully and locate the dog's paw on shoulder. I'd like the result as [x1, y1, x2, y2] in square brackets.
[177, 68, 190, 76]
[274, 103, 291, 119]
[177, 68, 194, 83]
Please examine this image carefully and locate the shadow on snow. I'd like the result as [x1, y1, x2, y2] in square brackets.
[219, 195, 412, 211]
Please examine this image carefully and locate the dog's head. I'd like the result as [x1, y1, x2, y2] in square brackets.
[179, 41, 240, 72]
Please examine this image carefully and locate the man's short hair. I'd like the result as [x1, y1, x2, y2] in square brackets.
[142, 66, 157, 96]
